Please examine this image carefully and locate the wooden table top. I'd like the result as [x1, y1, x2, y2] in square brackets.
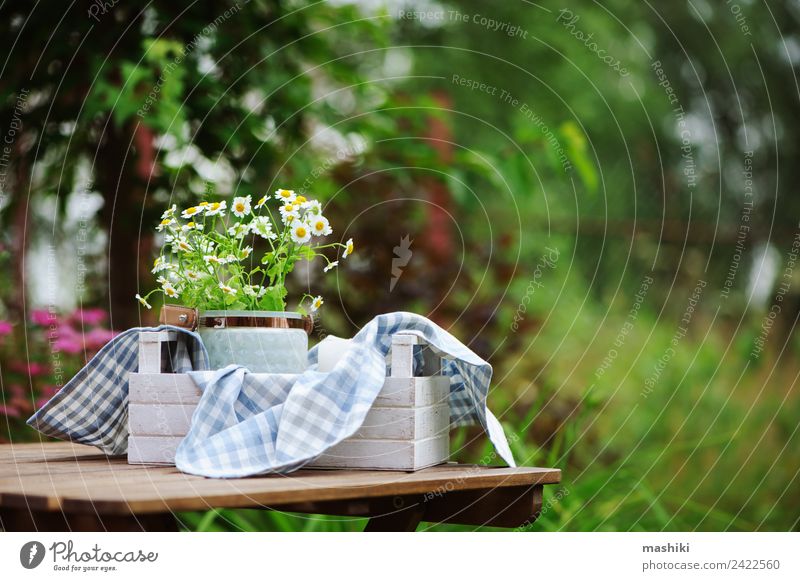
[0, 442, 561, 516]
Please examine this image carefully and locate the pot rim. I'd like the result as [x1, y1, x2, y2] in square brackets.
[198, 310, 312, 335]
[199, 310, 303, 319]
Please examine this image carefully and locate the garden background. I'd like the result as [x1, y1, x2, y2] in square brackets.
[1, 1, 799, 531]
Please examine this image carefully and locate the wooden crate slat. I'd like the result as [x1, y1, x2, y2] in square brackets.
[129, 403, 195, 437]
[353, 403, 449, 440]
[129, 373, 202, 405]
[310, 434, 449, 471]
[128, 436, 184, 465]
[374, 376, 449, 407]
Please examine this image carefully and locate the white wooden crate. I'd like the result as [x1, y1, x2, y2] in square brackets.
[128, 330, 450, 470]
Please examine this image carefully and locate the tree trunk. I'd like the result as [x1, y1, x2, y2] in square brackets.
[8, 139, 31, 323]
[96, 121, 156, 330]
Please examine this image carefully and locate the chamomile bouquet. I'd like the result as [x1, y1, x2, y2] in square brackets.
[135, 188, 353, 314]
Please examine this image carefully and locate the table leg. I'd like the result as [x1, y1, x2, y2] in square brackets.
[363, 498, 426, 532]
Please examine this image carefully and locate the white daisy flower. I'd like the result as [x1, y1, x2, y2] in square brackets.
[181, 221, 203, 232]
[290, 222, 312, 244]
[232, 195, 252, 218]
[218, 283, 237, 296]
[302, 199, 323, 215]
[185, 269, 203, 282]
[161, 204, 177, 219]
[250, 216, 276, 240]
[310, 295, 324, 312]
[343, 238, 354, 258]
[323, 260, 339, 273]
[152, 256, 175, 273]
[274, 188, 296, 203]
[156, 218, 176, 232]
[204, 255, 222, 265]
[255, 195, 268, 209]
[205, 201, 226, 216]
[181, 205, 203, 219]
[135, 294, 152, 309]
[162, 282, 180, 299]
[173, 238, 193, 253]
[198, 239, 216, 254]
[227, 222, 249, 239]
[240, 246, 253, 259]
[309, 215, 332, 236]
[280, 204, 300, 225]
[244, 285, 267, 298]
[279, 202, 298, 218]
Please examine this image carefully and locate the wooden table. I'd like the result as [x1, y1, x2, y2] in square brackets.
[0, 442, 561, 532]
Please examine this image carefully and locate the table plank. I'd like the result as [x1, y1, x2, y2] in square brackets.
[0, 443, 561, 517]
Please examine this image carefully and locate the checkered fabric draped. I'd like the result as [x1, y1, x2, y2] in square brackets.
[27, 313, 515, 477]
[178, 312, 515, 477]
[26, 326, 208, 456]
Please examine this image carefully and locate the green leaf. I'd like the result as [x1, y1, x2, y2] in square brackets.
[297, 245, 316, 260]
[258, 285, 287, 311]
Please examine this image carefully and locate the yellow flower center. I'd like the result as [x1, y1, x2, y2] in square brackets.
[199, 201, 209, 206]
[296, 195, 307, 204]
[296, 227, 307, 237]
[235, 203, 245, 212]
[160, 219, 171, 226]
[286, 215, 295, 223]
[279, 189, 291, 198]
[257, 196, 266, 206]
[186, 207, 198, 215]
[315, 222, 324, 231]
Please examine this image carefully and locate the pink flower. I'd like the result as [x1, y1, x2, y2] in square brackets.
[0, 404, 20, 418]
[0, 320, 12, 336]
[8, 397, 31, 414]
[8, 361, 49, 376]
[84, 327, 117, 350]
[30, 309, 56, 326]
[71, 308, 108, 327]
[53, 337, 84, 354]
[52, 324, 84, 354]
[26, 362, 49, 377]
[39, 385, 60, 398]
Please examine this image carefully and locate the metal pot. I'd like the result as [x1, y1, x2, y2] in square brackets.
[197, 310, 311, 373]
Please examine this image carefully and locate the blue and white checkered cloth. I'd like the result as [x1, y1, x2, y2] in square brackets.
[27, 325, 207, 455]
[28, 312, 515, 477]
